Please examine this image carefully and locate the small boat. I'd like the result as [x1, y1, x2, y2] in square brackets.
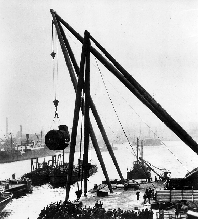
[127, 138, 151, 181]
[0, 178, 32, 198]
[127, 160, 151, 181]
[0, 191, 13, 212]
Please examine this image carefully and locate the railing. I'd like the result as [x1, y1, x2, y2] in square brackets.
[156, 211, 187, 219]
[156, 190, 198, 202]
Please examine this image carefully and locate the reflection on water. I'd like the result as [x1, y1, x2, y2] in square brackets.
[0, 141, 197, 218]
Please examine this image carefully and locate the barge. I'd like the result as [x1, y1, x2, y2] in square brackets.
[0, 178, 32, 198]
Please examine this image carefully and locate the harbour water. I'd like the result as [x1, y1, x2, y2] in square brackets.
[0, 140, 198, 218]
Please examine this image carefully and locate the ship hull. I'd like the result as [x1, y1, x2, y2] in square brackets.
[0, 192, 13, 212]
[127, 161, 151, 180]
[0, 147, 60, 164]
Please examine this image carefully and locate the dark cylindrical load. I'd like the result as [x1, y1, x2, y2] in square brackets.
[45, 125, 70, 150]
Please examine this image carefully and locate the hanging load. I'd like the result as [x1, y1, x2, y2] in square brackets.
[45, 125, 70, 150]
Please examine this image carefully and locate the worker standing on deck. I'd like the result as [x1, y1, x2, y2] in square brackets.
[149, 187, 153, 199]
[136, 190, 140, 201]
[144, 188, 151, 204]
[143, 192, 147, 204]
[148, 188, 151, 204]
[159, 209, 164, 219]
[175, 203, 180, 218]
[144, 188, 150, 204]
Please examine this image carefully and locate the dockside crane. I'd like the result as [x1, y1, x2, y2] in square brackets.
[47, 9, 198, 201]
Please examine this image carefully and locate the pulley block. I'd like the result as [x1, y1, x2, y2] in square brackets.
[45, 125, 70, 150]
[50, 51, 56, 59]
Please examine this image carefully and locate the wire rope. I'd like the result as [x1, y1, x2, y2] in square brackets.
[51, 22, 61, 126]
[95, 58, 136, 157]
[98, 69, 190, 174]
[55, 29, 59, 99]
[60, 26, 190, 175]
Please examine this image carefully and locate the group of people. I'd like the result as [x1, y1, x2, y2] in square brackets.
[38, 200, 154, 219]
[143, 188, 155, 204]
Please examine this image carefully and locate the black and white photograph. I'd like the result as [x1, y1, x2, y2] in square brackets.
[1, 1, 198, 218]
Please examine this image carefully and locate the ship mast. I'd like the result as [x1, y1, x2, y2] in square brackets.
[136, 138, 139, 163]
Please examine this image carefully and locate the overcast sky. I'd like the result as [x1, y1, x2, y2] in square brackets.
[1, 0, 198, 138]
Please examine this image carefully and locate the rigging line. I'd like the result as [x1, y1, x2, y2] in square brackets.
[65, 28, 78, 46]
[56, 29, 59, 91]
[60, 27, 188, 173]
[96, 112, 134, 155]
[95, 57, 136, 157]
[97, 71, 190, 173]
[51, 21, 54, 52]
[90, 59, 155, 136]
[51, 22, 55, 96]
[160, 141, 190, 174]
[51, 22, 59, 100]
[144, 159, 168, 171]
[62, 27, 81, 59]
[90, 61, 146, 156]
[52, 58, 55, 97]
[113, 85, 191, 173]
[91, 64, 189, 174]
[53, 30, 58, 100]
[90, 62, 189, 175]
[52, 28, 59, 100]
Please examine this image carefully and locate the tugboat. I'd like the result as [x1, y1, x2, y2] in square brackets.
[0, 176, 32, 198]
[127, 138, 151, 182]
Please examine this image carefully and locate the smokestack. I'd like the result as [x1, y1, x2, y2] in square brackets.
[6, 117, 8, 137]
[20, 125, 22, 138]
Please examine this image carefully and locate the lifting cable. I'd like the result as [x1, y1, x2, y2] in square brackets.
[60, 25, 190, 175]
[91, 60, 136, 158]
[51, 21, 56, 90]
[100, 68, 190, 174]
[99, 113, 126, 146]
[95, 58, 136, 157]
[51, 21, 60, 121]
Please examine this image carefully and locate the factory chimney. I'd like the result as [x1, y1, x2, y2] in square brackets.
[6, 117, 8, 137]
[20, 125, 22, 139]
